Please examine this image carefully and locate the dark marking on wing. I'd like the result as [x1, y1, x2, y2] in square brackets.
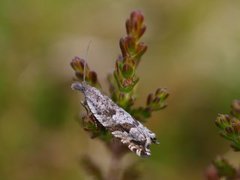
[131, 139, 146, 147]
[106, 108, 116, 116]
[97, 108, 116, 117]
[107, 123, 135, 133]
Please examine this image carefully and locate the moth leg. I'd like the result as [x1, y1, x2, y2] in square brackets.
[77, 101, 89, 123]
[80, 112, 106, 139]
[76, 111, 88, 125]
[144, 137, 151, 153]
[80, 100, 90, 114]
[80, 101, 97, 124]
[79, 101, 100, 129]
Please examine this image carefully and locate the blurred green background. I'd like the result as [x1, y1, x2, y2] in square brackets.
[1, 0, 240, 179]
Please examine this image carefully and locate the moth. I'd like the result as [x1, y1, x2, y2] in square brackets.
[71, 80, 159, 157]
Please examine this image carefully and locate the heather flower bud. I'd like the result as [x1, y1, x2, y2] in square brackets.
[71, 56, 85, 72]
[89, 71, 98, 84]
[232, 122, 240, 133]
[126, 11, 145, 40]
[225, 127, 234, 134]
[122, 64, 134, 78]
[205, 165, 219, 180]
[215, 100, 240, 151]
[147, 93, 153, 106]
[231, 99, 240, 118]
[232, 100, 240, 112]
[119, 38, 127, 57]
[70, 57, 101, 88]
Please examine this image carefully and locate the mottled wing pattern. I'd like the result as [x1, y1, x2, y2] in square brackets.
[82, 83, 158, 157]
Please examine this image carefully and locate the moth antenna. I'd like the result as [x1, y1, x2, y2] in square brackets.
[83, 40, 92, 83]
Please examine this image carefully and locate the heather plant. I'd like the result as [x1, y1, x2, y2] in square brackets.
[71, 11, 169, 180]
[206, 100, 240, 179]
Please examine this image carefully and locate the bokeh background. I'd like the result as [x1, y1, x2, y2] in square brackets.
[1, 0, 240, 179]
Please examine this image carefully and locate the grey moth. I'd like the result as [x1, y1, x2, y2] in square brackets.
[71, 81, 159, 157]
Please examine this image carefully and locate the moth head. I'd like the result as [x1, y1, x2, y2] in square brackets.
[71, 82, 85, 92]
[151, 137, 160, 144]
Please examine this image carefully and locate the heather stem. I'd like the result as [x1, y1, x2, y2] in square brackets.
[106, 154, 121, 180]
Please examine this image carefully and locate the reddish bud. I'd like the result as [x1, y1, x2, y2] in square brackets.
[89, 71, 98, 84]
[136, 42, 147, 55]
[232, 122, 240, 133]
[75, 72, 83, 80]
[119, 38, 127, 57]
[122, 78, 133, 88]
[205, 165, 219, 180]
[214, 121, 221, 128]
[158, 89, 169, 100]
[147, 93, 153, 105]
[125, 36, 136, 53]
[231, 99, 240, 118]
[122, 64, 134, 78]
[115, 60, 121, 75]
[153, 97, 160, 104]
[217, 114, 229, 125]
[225, 115, 231, 123]
[125, 19, 131, 35]
[130, 11, 144, 24]
[138, 25, 146, 39]
[225, 127, 234, 134]
[232, 100, 240, 112]
[126, 11, 145, 40]
[155, 88, 161, 96]
[71, 57, 85, 71]
[135, 43, 147, 65]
